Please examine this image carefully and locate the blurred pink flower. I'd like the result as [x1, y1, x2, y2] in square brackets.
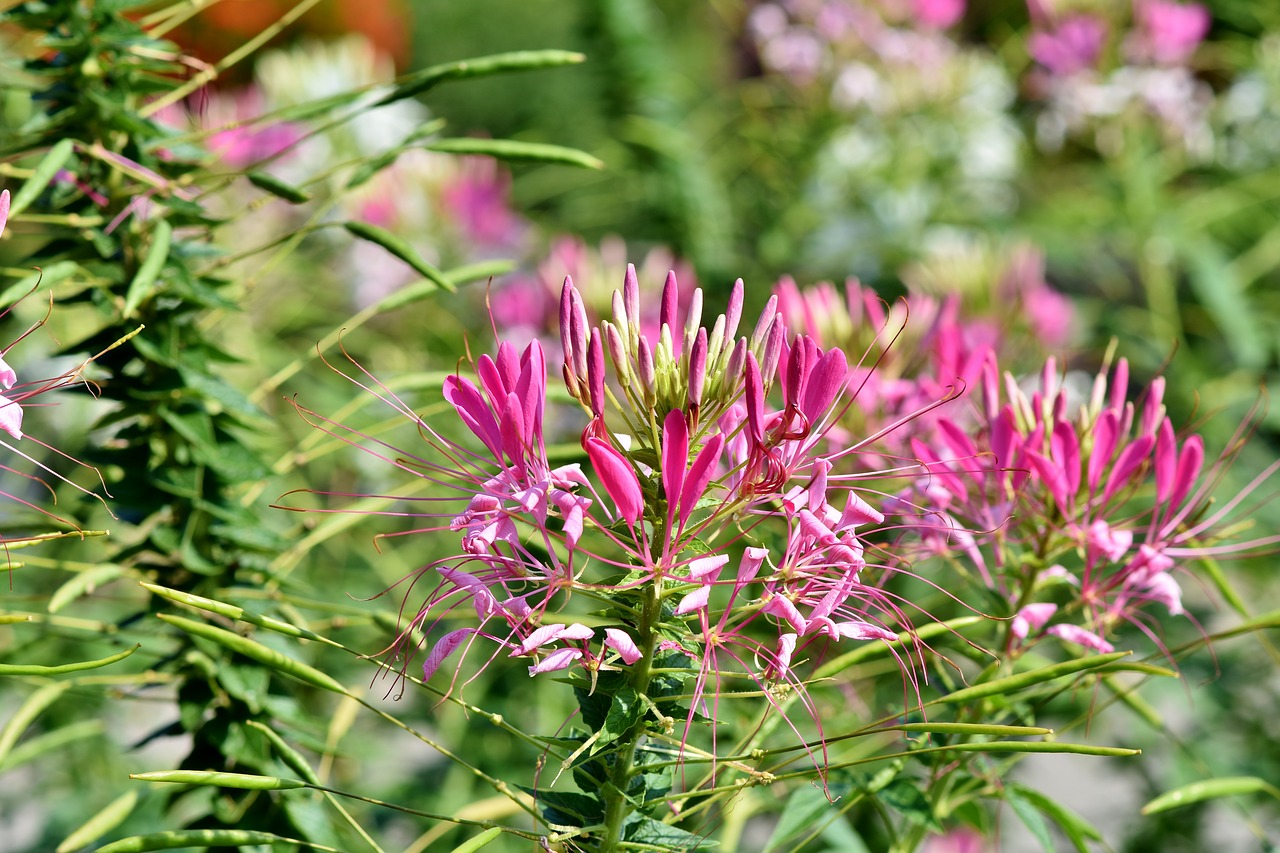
[924, 828, 987, 853]
[912, 0, 965, 30]
[441, 157, 526, 249]
[1132, 0, 1210, 65]
[1029, 15, 1108, 76]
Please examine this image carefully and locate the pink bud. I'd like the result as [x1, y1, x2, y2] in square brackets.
[760, 317, 785, 387]
[688, 327, 707, 410]
[684, 287, 703, 355]
[725, 279, 745, 340]
[1168, 433, 1203, 511]
[637, 336, 656, 407]
[624, 264, 640, 335]
[605, 322, 629, 381]
[1088, 409, 1119, 495]
[588, 330, 605, 417]
[1103, 434, 1156, 503]
[660, 271, 679, 339]
[0, 189, 9, 240]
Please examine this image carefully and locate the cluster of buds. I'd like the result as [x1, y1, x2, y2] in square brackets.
[902, 348, 1279, 652]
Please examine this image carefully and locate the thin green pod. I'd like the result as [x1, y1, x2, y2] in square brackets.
[247, 171, 312, 203]
[123, 219, 172, 318]
[0, 644, 139, 677]
[426, 138, 604, 170]
[55, 790, 138, 853]
[815, 616, 985, 679]
[156, 613, 345, 693]
[944, 741, 1139, 757]
[142, 582, 331, 644]
[131, 769, 307, 790]
[246, 720, 321, 786]
[0, 682, 72, 766]
[1142, 776, 1280, 815]
[376, 49, 585, 106]
[376, 259, 516, 312]
[48, 565, 124, 614]
[94, 829, 286, 852]
[880, 723, 1053, 737]
[449, 827, 504, 853]
[7, 139, 74, 216]
[935, 651, 1131, 704]
[343, 221, 453, 292]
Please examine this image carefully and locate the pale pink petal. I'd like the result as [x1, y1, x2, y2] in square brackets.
[529, 647, 583, 675]
[674, 585, 712, 617]
[1047, 623, 1115, 653]
[763, 595, 807, 634]
[603, 628, 642, 664]
[834, 620, 898, 642]
[0, 396, 23, 440]
[687, 554, 729, 580]
[422, 628, 475, 681]
[1012, 602, 1058, 639]
[678, 434, 723, 529]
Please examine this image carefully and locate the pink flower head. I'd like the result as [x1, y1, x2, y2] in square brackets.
[1029, 15, 1108, 76]
[441, 156, 525, 249]
[1132, 0, 1210, 65]
[912, 0, 965, 30]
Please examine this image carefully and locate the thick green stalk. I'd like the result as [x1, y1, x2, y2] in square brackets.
[597, 580, 663, 851]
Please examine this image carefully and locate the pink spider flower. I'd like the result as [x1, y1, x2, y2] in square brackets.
[904, 349, 1279, 653]
[1130, 0, 1211, 65]
[1028, 14, 1108, 77]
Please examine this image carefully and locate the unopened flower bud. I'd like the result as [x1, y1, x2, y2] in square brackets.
[688, 327, 708, 412]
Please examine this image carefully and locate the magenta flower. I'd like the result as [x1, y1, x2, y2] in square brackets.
[1132, 0, 1210, 65]
[912, 0, 965, 30]
[1029, 15, 1108, 76]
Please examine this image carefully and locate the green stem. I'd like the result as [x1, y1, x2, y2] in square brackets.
[597, 581, 663, 851]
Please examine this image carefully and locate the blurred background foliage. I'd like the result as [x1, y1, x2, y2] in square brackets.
[0, 0, 1277, 851]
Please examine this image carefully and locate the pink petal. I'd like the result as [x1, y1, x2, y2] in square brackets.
[662, 409, 689, 528]
[443, 376, 502, 460]
[0, 396, 23, 440]
[603, 628, 642, 664]
[674, 585, 711, 616]
[1169, 434, 1204, 511]
[763, 595, 807, 634]
[529, 647, 583, 675]
[0, 189, 9, 240]
[678, 434, 723, 530]
[1088, 409, 1119, 495]
[1012, 602, 1058, 639]
[0, 356, 15, 391]
[585, 437, 643, 527]
[422, 628, 475, 681]
[1047, 623, 1115, 653]
[801, 345, 848, 423]
[1103, 434, 1156, 504]
[687, 554, 729, 580]
[834, 620, 898, 642]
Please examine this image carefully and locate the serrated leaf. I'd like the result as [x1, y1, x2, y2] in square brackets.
[595, 686, 642, 752]
[624, 814, 716, 849]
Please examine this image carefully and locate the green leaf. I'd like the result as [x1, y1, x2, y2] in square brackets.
[0, 683, 71, 766]
[1007, 786, 1055, 852]
[880, 779, 941, 832]
[764, 784, 845, 852]
[1142, 776, 1280, 815]
[56, 790, 138, 853]
[595, 686, 642, 752]
[6, 138, 74, 215]
[522, 789, 604, 828]
[426, 137, 603, 170]
[47, 565, 124, 613]
[1010, 785, 1103, 853]
[123, 218, 171, 318]
[1182, 237, 1266, 369]
[0, 260, 85, 307]
[624, 814, 716, 849]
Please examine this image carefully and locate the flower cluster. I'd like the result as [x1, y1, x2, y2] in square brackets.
[900, 349, 1278, 653]
[317, 267, 904, 724]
